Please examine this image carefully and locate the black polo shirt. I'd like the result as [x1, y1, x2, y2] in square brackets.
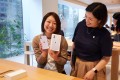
[72, 20, 113, 61]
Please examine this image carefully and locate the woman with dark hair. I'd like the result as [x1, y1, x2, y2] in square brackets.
[112, 12, 120, 41]
[32, 12, 68, 73]
[71, 2, 112, 80]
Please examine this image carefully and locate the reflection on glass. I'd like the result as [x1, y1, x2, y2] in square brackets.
[58, 4, 79, 39]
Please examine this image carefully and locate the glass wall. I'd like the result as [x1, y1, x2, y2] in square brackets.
[58, 3, 111, 39]
[0, 0, 23, 58]
[58, 4, 85, 39]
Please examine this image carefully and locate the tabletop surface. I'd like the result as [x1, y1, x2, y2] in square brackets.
[0, 59, 83, 80]
[113, 42, 120, 52]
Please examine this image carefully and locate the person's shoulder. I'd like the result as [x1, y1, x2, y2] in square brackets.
[61, 35, 65, 40]
[59, 30, 64, 36]
[61, 36, 68, 47]
[61, 36, 67, 42]
[76, 19, 86, 29]
[101, 27, 111, 35]
[78, 19, 86, 25]
[33, 34, 41, 42]
[34, 34, 41, 38]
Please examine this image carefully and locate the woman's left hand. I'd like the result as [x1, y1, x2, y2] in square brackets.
[49, 50, 60, 61]
[83, 70, 95, 80]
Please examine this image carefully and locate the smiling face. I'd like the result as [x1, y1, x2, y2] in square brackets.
[85, 12, 100, 28]
[44, 16, 57, 35]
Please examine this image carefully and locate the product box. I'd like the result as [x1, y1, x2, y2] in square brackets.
[40, 36, 49, 49]
[50, 34, 61, 51]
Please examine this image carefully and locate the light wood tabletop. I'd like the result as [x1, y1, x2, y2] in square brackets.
[0, 59, 83, 80]
[111, 42, 120, 80]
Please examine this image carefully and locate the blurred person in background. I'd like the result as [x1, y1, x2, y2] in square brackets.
[112, 12, 120, 41]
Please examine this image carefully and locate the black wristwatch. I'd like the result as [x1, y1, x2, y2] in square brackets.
[92, 68, 98, 73]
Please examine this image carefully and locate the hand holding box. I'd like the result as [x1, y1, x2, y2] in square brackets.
[50, 34, 61, 51]
[40, 36, 49, 49]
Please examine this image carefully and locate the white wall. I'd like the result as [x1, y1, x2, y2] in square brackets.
[22, 0, 30, 41]
[42, 0, 58, 16]
[78, 9, 85, 22]
[29, 0, 42, 40]
[22, 0, 42, 41]
[22, 0, 59, 41]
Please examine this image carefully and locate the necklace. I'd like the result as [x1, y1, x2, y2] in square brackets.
[86, 28, 96, 38]
[86, 28, 94, 34]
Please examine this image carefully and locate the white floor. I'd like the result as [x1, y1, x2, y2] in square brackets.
[5, 54, 120, 80]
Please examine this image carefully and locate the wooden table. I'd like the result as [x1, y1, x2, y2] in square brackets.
[0, 59, 83, 80]
[111, 42, 120, 80]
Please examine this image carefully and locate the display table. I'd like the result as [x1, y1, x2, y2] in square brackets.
[0, 59, 83, 80]
[111, 42, 120, 80]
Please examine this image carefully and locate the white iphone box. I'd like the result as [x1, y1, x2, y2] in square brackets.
[40, 36, 49, 49]
[4, 69, 27, 80]
[50, 34, 61, 51]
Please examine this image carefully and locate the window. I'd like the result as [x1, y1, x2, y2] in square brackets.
[0, 0, 23, 58]
[58, 4, 85, 39]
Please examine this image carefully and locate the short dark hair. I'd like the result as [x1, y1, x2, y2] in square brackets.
[41, 12, 61, 34]
[113, 12, 120, 32]
[113, 12, 120, 20]
[86, 2, 108, 28]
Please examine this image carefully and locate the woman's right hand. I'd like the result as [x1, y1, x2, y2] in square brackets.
[39, 43, 48, 57]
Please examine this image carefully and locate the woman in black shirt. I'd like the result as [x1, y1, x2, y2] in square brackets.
[71, 2, 113, 80]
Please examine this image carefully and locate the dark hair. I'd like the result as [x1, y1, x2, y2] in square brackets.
[113, 12, 120, 32]
[86, 2, 108, 28]
[41, 12, 61, 34]
[113, 12, 120, 20]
